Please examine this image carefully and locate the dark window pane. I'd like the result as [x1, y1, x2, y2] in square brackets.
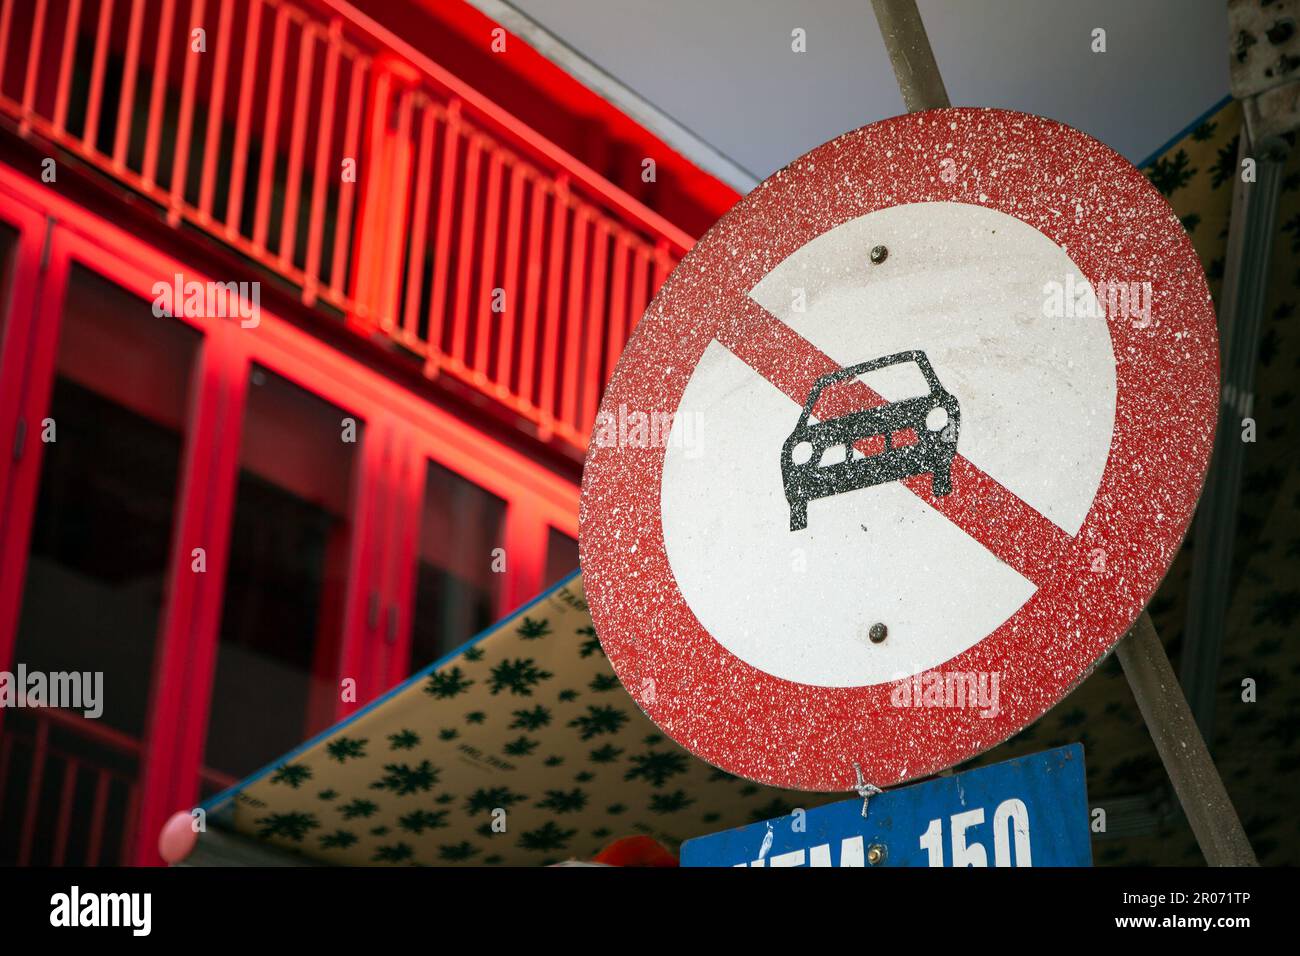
[202, 367, 361, 783]
[2, 265, 199, 864]
[408, 463, 506, 672]
[544, 527, 578, 589]
[0, 223, 17, 340]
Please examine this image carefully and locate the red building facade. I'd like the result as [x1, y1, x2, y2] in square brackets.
[0, 0, 737, 865]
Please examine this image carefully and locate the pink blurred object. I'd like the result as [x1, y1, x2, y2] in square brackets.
[158, 811, 199, 864]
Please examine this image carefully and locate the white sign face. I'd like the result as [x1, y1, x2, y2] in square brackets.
[660, 202, 1117, 687]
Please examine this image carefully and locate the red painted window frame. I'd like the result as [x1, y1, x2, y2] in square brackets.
[0, 163, 579, 864]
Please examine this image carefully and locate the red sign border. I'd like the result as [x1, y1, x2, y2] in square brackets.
[580, 108, 1219, 792]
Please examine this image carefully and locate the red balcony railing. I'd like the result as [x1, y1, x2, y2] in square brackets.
[0, 0, 691, 453]
[0, 708, 237, 865]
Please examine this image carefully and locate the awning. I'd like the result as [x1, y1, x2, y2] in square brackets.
[194, 572, 834, 865]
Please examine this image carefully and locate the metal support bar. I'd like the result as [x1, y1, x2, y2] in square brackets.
[1180, 129, 1288, 741]
[870, 0, 1258, 868]
[1116, 613, 1257, 866]
[870, 0, 950, 112]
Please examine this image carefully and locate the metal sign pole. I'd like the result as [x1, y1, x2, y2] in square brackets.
[870, 0, 1257, 866]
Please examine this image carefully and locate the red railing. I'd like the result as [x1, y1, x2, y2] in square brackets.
[0, 710, 140, 865]
[0, 708, 237, 865]
[0, 0, 689, 452]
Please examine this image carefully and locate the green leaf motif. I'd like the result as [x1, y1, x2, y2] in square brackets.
[425, 667, 475, 699]
[256, 812, 320, 842]
[320, 829, 357, 849]
[537, 788, 588, 814]
[370, 761, 440, 795]
[326, 737, 368, 763]
[589, 744, 623, 764]
[503, 736, 539, 757]
[388, 730, 421, 750]
[489, 658, 553, 696]
[1146, 149, 1195, 197]
[648, 790, 694, 814]
[398, 809, 449, 834]
[569, 704, 629, 740]
[271, 763, 312, 789]
[510, 705, 552, 730]
[339, 799, 379, 820]
[465, 786, 528, 816]
[519, 821, 577, 852]
[625, 750, 689, 788]
[438, 841, 480, 862]
[588, 673, 620, 693]
[516, 616, 552, 639]
[372, 843, 414, 863]
[576, 625, 604, 658]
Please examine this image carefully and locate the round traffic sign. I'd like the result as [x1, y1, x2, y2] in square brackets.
[579, 109, 1218, 792]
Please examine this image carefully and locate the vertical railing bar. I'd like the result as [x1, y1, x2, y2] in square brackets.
[450, 135, 483, 365]
[517, 179, 547, 407]
[604, 234, 630, 387]
[378, 87, 414, 330]
[559, 207, 589, 431]
[141, 0, 177, 186]
[0, 732, 12, 821]
[81, 0, 114, 152]
[252, 5, 290, 251]
[17, 716, 50, 865]
[278, 19, 317, 267]
[51, 757, 79, 866]
[0, 0, 15, 105]
[303, 19, 342, 300]
[472, 149, 504, 379]
[401, 103, 435, 338]
[628, 243, 651, 345]
[112, 0, 146, 168]
[119, 785, 140, 866]
[580, 220, 611, 431]
[52, 0, 83, 133]
[197, 0, 233, 218]
[329, 54, 367, 299]
[653, 244, 674, 290]
[225, 0, 263, 233]
[85, 771, 112, 866]
[494, 163, 525, 394]
[424, 100, 462, 371]
[537, 181, 569, 423]
[168, 0, 207, 222]
[19, 0, 49, 135]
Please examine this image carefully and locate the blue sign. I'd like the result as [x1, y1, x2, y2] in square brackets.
[681, 745, 1091, 867]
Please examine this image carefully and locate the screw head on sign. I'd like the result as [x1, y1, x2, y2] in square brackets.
[868, 622, 888, 644]
[867, 844, 887, 865]
[870, 245, 888, 264]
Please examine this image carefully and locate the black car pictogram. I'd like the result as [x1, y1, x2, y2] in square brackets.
[781, 350, 960, 531]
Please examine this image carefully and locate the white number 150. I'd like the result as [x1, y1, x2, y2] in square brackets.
[918, 798, 1032, 867]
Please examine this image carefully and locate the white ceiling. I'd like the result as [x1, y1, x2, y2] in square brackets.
[508, 0, 1230, 185]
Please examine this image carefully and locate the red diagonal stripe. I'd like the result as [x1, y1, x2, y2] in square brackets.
[716, 295, 1073, 587]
